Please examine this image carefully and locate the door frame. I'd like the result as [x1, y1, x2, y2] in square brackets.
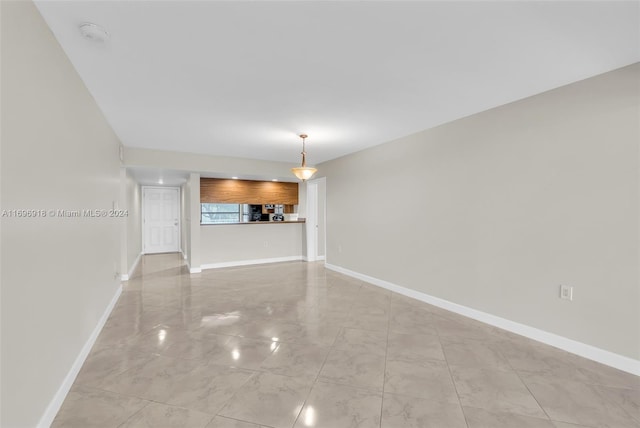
[141, 186, 181, 255]
[305, 177, 326, 262]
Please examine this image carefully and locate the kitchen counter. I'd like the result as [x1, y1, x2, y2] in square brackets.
[201, 220, 305, 226]
[200, 221, 304, 268]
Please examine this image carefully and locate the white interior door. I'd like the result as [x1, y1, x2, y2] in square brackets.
[306, 181, 318, 261]
[143, 187, 180, 254]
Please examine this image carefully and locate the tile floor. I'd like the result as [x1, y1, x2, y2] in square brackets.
[53, 254, 640, 428]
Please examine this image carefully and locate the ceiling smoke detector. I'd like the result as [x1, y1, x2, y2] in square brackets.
[78, 23, 109, 43]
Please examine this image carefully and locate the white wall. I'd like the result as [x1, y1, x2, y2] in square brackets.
[1, 2, 123, 426]
[180, 182, 187, 258]
[123, 168, 142, 277]
[125, 148, 308, 268]
[184, 172, 201, 272]
[201, 223, 303, 267]
[189, 173, 201, 272]
[301, 178, 327, 260]
[320, 64, 640, 360]
[125, 147, 298, 180]
[120, 168, 129, 279]
[184, 177, 193, 267]
[317, 178, 326, 258]
[124, 148, 307, 211]
[298, 181, 307, 220]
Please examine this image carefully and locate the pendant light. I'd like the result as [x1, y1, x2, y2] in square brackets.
[291, 134, 317, 181]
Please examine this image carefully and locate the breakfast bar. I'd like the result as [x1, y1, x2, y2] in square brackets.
[198, 177, 306, 269]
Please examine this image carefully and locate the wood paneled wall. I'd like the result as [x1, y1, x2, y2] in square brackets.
[200, 178, 299, 205]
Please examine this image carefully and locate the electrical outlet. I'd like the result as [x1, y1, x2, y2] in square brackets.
[338, 244, 342, 253]
[559, 285, 573, 301]
[263, 241, 268, 248]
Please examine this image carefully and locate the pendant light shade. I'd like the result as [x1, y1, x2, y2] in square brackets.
[291, 166, 317, 181]
[291, 134, 317, 181]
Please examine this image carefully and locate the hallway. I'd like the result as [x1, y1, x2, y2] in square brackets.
[52, 255, 639, 427]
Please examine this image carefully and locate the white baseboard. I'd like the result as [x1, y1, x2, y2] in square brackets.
[120, 252, 142, 281]
[180, 248, 187, 260]
[201, 255, 303, 270]
[184, 257, 201, 274]
[325, 263, 640, 376]
[37, 284, 123, 428]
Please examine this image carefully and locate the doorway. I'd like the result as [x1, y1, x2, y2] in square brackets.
[142, 186, 180, 254]
[305, 177, 326, 262]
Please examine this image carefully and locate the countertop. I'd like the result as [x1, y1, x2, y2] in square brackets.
[201, 220, 306, 226]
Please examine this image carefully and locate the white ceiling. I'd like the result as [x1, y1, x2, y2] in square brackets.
[128, 167, 188, 187]
[127, 166, 298, 186]
[35, 1, 639, 165]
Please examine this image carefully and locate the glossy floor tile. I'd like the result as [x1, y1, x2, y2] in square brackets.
[119, 402, 213, 428]
[462, 407, 556, 428]
[318, 348, 386, 391]
[381, 393, 467, 428]
[52, 254, 640, 427]
[450, 366, 547, 419]
[294, 382, 382, 428]
[385, 358, 459, 402]
[51, 385, 149, 428]
[217, 372, 312, 428]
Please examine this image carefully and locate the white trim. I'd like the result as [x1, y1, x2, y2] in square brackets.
[201, 255, 303, 270]
[304, 176, 327, 262]
[184, 257, 201, 273]
[306, 180, 319, 261]
[180, 248, 187, 260]
[317, 176, 328, 260]
[325, 263, 640, 376]
[37, 285, 123, 428]
[120, 252, 142, 281]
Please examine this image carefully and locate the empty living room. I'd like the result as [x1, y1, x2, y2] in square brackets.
[1, 1, 639, 427]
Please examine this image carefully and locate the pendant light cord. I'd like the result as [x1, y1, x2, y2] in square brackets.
[300, 135, 307, 167]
